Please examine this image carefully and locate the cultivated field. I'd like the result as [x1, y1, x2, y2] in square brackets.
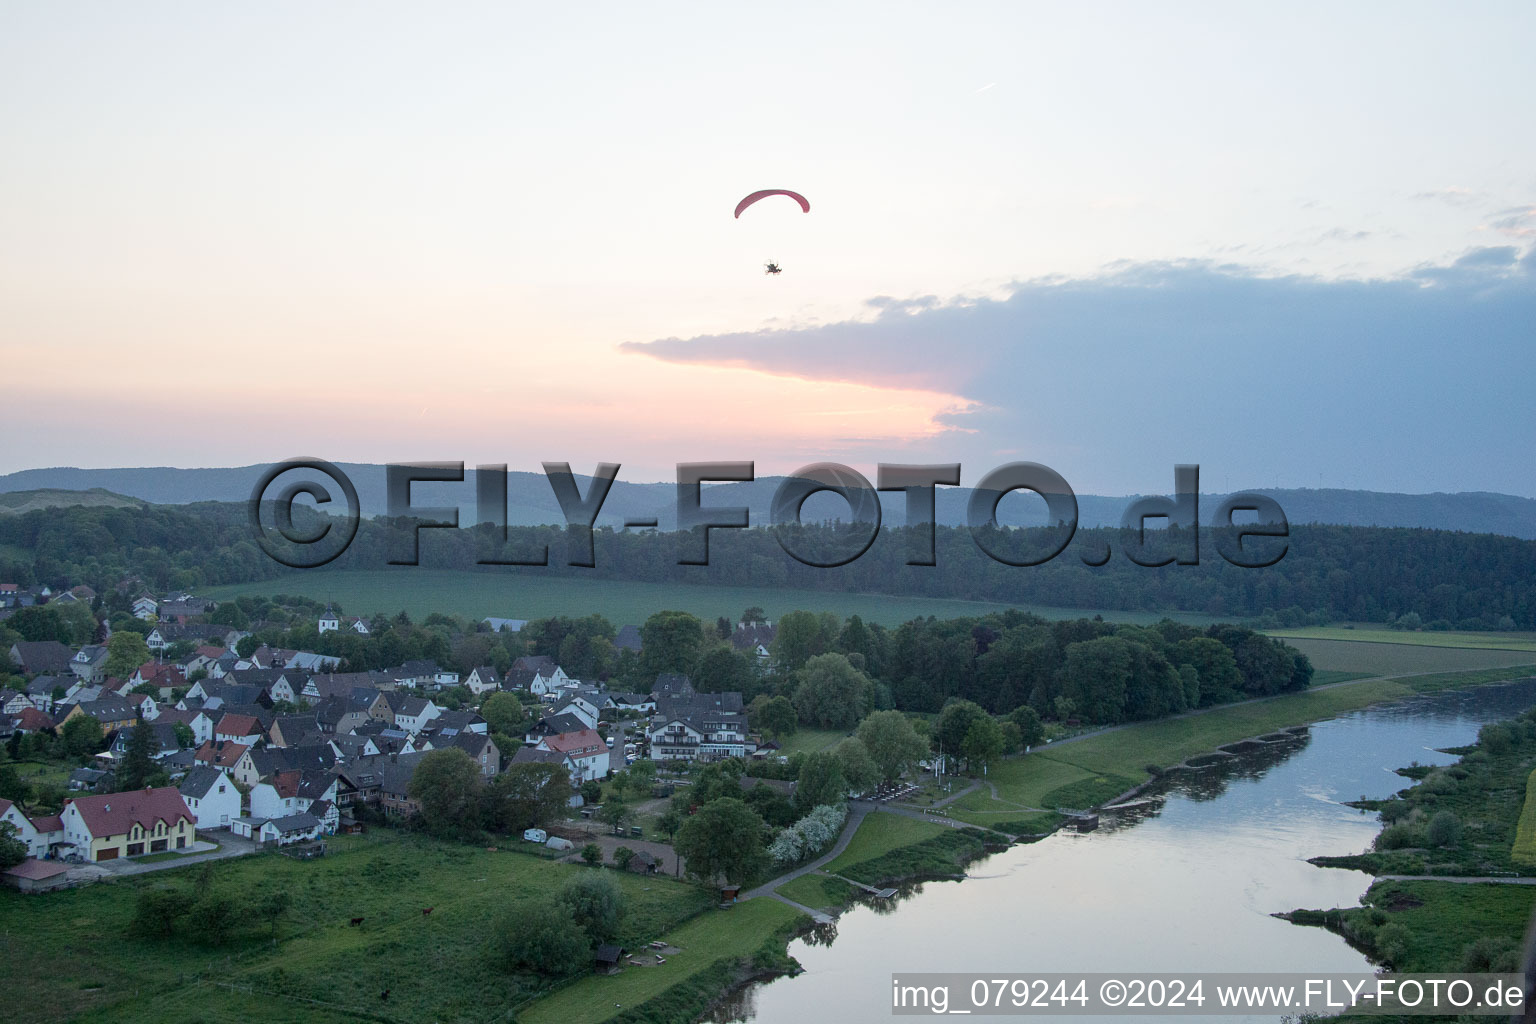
[1269, 625, 1536, 652]
[206, 569, 1217, 630]
[1281, 637, 1536, 674]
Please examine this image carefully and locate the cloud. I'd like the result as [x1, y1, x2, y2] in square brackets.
[1410, 186, 1485, 207]
[621, 250, 1536, 495]
[1488, 205, 1536, 239]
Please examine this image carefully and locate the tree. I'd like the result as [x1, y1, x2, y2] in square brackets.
[639, 611, 707, 679]
[0, 764, 33, 805]
[559, 870, 626, 942]
[1058, 637, 1134, 723]
[62, 715, 105, 758]
[120, 723, 157, 791]
[169, 721, 195, 749]
[961, 717, 1004, 773]
[791, 653, 869, 729]
[833, 738, 879, 795]
[693, 645, 754, 694]
[104, 631, 151, 682]
[657, 805, 684, 840]
[771, 610, 840, 674]
[580, 779, 603, 805]
[673, 797, 768, 884]
[626, 757, 657, 795]
[755, 695, 798, 741]
[613, 845, 636, 871]
[484, 763, 569, 833]
[1007, 705, 1044, 747]
[480, 692, 530, 737]
[936, 700, 988, 757]
[129, 885, 188, 938]
[794, 752, 847, 812]
[0, 821, 27, 869]
[581, 843, 602, 866]
[501, 898, 591, 975]
[856, 710, 928, 782]
[407, 748, 484, 837]
[252, 887, 292, 939]
[598, 797, 632, 834]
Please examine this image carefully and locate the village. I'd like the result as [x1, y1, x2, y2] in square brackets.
[0, 581, 788, 893]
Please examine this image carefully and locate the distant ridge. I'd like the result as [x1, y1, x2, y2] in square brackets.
[1, 465, 1534, 538]
[0, 487, 145, 515]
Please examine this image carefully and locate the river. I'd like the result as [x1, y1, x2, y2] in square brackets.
[712, 678, 1536, 1023]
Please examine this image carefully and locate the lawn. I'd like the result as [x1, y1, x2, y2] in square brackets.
[516, 897, 802, 1024]
[773, 727, 849, 756]
[1280, 637, 1536, 674]
[948, 663, 1536, 829]
[2, 830, 715, 1024]
[206, 568, 1215, 630]
[1514, 768, 1536, 868]
[822, 813, 949, 875]
[1269, 625, 1536, 652]
[774, 873, 856, 911]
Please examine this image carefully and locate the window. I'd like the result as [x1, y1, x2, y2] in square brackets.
[126, 842, 144, 856]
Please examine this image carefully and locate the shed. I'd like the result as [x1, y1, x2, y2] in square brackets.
[719, 884, 741, 903]
[594, 944, 625, 973]
[3, 858, 72, 893]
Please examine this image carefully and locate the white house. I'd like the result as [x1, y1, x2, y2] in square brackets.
[317, 608, 341, 634]
[464, 666, 501, 696]
[132, 594, 158, 621]
[392, 696, 442, 735]
[554, 696, 600, 730]
[535, 728, 609, 782]
[178, 767, 240, 830]
[250, 770, 339, 821]
[0, 798, 54, 858]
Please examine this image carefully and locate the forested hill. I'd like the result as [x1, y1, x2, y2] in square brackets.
[2, 465, 1535, 538]
[2, 500, 1533, 630]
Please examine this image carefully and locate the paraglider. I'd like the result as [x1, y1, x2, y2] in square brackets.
[737, 190, 808, 274]
[734, 189, 810, 219]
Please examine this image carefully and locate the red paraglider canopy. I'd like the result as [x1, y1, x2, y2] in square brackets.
[734, 189, 810, 218]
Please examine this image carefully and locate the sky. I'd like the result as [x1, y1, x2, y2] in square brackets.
[2, 3, 1534, 496]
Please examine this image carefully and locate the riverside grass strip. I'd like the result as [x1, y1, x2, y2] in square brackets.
[1512, 767, 1536, 868]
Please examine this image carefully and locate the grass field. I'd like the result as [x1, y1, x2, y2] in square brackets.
[822, 814, 949, 875]
[947, 662, 1536, 828]
[2, 830, 715, 1024]
[1511, 768, 1536, 868]
[206, 569, 1217, 629]
[1277, 636, 1536, 674]
[773, 727, 849, 756]
[516, 897, 801, 1024]
[1269, 625, 1536, 652]
[774, 873, 856, 911]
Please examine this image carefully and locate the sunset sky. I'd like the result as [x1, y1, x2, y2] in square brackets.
[3, 3, 1534, 495]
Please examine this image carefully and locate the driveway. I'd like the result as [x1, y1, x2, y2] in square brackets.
[63, 832, 260, 883]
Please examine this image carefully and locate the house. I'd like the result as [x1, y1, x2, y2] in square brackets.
[5, 707, 56, 735]
[194, 740, 259, 786]
[317, 607, 341, 633]
[383, 660, 459, 691]
[267, 713, 321, 748]
[132, 594, 159, 621]
[510, 746, 583, 800]
[448, 732, 501, 778]
[464, 666, 501, 695]
[154, 707, 215, 745]
[525, 713, 589, 744]
[109, 723, 182, 760]
[0, 688, 34, 716]
[482, 617, 526, 633]
[614, 624, 643, 654]
[250, 769, 339, 821]
[648, 702, 753, 763]
[59, 787, 197, 861]
[610, 692, 656, 714]
[233, 811, 323, 847]
[393, 696, 442, 734]
[343, 616, 370, 635]
[23, 676, 65, 714]
[554, 695, 600, 730]
[8, 641, 74, 677]
[129, 661, 187, 697]
[61, 695, 139, 734]
[214, 712, 263, 745]
[535, 728, 609, 781]
[512, 656, 569, 695]
[68, 767, 112, 792]
[178, 766, 240, 829]
[1, 798, 52, 858]
[3, 858, 72, 893]
[731, 620, 776, 662]
[71, 645, 110, 683]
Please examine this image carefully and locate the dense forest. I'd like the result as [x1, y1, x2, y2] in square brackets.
[1, 500, 1534, 629]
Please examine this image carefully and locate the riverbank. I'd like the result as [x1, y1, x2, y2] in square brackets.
[1279, 701, 1536, 995]
[517, 663, 1536, 1024]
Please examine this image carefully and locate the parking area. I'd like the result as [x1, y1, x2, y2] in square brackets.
[61, 832, 261, 883]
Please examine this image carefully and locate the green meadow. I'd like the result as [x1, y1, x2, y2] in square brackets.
[206, 568, 1217, 629]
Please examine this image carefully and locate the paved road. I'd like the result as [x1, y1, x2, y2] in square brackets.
[743, 801, 873, 910]
[1377, 874, 1536, 885]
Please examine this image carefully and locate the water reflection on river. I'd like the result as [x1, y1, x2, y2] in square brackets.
[712, 679, 1536, 1024]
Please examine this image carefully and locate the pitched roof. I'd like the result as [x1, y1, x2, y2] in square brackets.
[542, 728, 604, 755]
[215, 712, 261, 737]
[10, 641, 74, 674]
[66, 787, 194, 838]
[178, 766, 229, 800]
[510, 746, 569, 767]
[196, 739, 251, 768]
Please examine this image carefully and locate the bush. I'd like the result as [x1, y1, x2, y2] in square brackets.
[768, 804, 848, 865]
[1374, 822, 1424, 851]
[580, 843, 601, 866]
[501, 898, 591, 976]
[1425, 810, 1461, 848]
[557, 871, 625, 943]
[1373, 922, 1413, 967]
[1462, 935, 1521, 973]
[130, 886, 189, 938]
